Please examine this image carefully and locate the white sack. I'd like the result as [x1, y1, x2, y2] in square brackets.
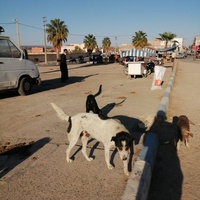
[151, 65, 166, 90]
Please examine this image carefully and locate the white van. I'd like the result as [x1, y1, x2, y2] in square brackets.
[0, 29, 41, 95]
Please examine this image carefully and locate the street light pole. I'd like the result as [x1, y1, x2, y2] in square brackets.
[43, 16, 47, 64]
[115, 36, 117, 54]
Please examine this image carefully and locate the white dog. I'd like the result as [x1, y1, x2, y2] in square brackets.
[50, 103, 133, 175]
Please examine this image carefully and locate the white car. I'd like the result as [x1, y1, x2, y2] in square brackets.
[0, 28, 41, 95]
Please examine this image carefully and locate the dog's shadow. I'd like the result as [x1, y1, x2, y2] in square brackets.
[100, 99, 146, 142]
[69, 139, 99, 162]
[70, 138, 134, 172]
[100, 99, 126, 116]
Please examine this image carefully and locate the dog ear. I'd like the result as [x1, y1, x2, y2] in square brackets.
[111, 136, 116, 142]
[128, 135, 134, 145]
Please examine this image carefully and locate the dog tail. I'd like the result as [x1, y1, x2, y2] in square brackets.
[93, 85, 102, 97]
[50, 103, 69, 121]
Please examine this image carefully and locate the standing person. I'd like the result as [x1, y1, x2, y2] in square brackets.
[60, 49, 68, 82]
[171, 51, 176, 71]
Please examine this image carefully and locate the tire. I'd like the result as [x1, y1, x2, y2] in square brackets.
[143, 73, 147, 78]
[18, 77, 32, 95]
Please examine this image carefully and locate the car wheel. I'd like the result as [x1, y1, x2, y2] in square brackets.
[18, 77, 32, 95]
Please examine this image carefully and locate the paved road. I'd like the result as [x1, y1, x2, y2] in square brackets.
[0, 59, 188, 200]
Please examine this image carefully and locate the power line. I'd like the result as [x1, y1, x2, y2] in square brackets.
[19, 23, 42, 30]
[0, 22, 134, 38]
[0, 21, 197, 45]
[0, 22, 15, 24]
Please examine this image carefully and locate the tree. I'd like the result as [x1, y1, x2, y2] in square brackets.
[102, 37, 111, 54]
[46, 18, 68, 62]
[172, 40, 179, 47]
[132, 31, 148, 49]
[83, 34, 97, 58]
[157, 32, 177, 48]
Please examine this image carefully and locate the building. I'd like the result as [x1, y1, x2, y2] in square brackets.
[194, 36, 200, 46]
[170, 38, 184, 52]
[61, 44, 85, 53]
[148, 37, 184, 52]
[31, 47, 44, 53]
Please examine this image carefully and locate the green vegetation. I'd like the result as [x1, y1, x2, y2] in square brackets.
[157, 32, 177, 48]
[83, 34, 97, 58]
[46, 18, 68, 61]
[132, 31, 148, 49]
[102, 37, 111, 54]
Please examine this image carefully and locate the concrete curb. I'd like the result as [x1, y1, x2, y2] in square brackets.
[122, 64, 177, 200]
[157, 65, 176, 119]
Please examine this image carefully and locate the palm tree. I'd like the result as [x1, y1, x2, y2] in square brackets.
[172, 40, 179, 47]
[102, 37, 111, 54]
[132, 31, 148, 49]
[157, 32, 177, 48]
[83, 34, 97, 59]
[46, 18, 68, 62]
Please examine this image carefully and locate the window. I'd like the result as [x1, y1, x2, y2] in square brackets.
[0, 39, 11, 57]
[8, 40, 21, 58]
[0, 38, 21, 58]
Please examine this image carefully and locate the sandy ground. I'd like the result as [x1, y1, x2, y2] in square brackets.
[0, 58, 199, 200]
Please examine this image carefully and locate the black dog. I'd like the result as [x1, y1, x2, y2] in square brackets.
[86, 85, 102, 114]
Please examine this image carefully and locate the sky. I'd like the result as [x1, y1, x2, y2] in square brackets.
[0, 0, 200, 47]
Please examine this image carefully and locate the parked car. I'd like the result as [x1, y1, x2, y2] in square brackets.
[92, 54, 102, 64]
[78, 56, 85, 64]
[187, 50, 194, 55]
[0, 27, 41, 95]
[176, 52, 187, 59]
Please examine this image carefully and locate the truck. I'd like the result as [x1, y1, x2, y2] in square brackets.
[0, 26, 41, 95]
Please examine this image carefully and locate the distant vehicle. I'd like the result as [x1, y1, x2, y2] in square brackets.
[124, 56, 134, 62]
[0, 26, 41, 95]
[187, 50, 194, 55]
[92, 54, 102, 64]
[176, 52, 187, 59]
[78, 56, 85, 64]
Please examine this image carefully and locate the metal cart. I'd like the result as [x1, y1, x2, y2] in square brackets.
[125, 62, 145, 79]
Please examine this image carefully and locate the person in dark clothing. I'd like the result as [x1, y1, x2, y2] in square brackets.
[60, 49, 68, 82]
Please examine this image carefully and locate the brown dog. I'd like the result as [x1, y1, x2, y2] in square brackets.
[176, 115, 193, 150]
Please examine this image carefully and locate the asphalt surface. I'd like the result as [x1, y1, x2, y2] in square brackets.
[1, 58, 198, 200]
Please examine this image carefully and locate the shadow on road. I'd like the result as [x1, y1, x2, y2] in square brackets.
[35, 73, 98, 93]
[0, 137, 51, 179]
[147, 111, 183, 200]
[0, 74, 99, 99]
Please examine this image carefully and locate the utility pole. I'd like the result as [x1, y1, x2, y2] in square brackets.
[115, 36, 117, 54]
[15, 18, 21, 48]
[43, 16, 48, 64]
